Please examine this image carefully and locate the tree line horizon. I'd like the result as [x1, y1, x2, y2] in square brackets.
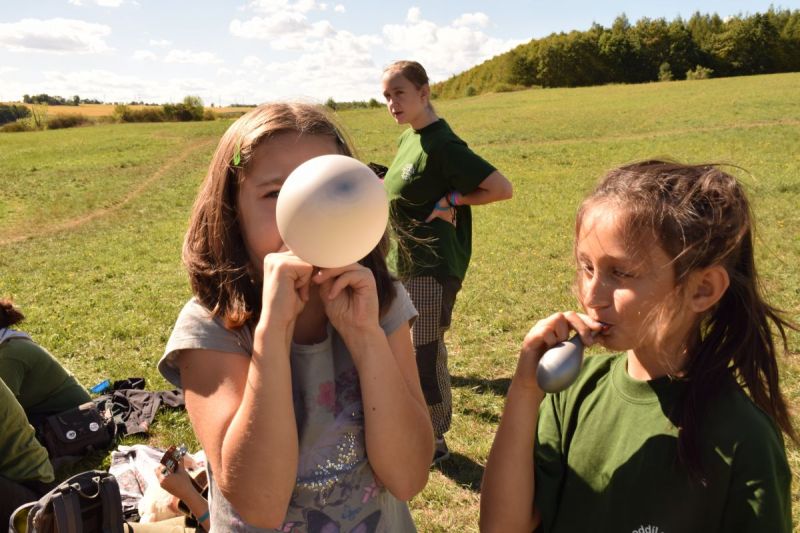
[432, 8, 800, 98]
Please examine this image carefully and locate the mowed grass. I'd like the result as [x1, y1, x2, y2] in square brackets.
[1, 72, 799, 531]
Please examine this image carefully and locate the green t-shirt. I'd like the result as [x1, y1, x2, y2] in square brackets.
[0, 378, 54, 483]
[0, 336, 91, 416]
[534, 354, 792, 533]
[384, 119, 495, 280]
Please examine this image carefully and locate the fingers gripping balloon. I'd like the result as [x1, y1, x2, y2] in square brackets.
[276, 155, 389, 268]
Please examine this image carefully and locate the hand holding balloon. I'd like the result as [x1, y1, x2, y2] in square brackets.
[276, 155, 389, 268]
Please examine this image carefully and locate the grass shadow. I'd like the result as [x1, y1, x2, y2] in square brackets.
[451, 375, 511, 397]
[433, 451, 484, 492]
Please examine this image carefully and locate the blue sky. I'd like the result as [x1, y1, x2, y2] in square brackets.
[1, 1, 797, 105]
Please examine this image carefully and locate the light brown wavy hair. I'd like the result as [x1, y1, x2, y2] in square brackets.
[183, 102, 396, 329]
[576, 160, 798, 480]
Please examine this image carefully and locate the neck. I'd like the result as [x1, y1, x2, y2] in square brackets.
[410, 108, 439, 130]
[626, 346, 687, 381]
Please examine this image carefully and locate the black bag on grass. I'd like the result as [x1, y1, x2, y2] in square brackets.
[39, 402, 116, 459]
[9, 470, 125, 533]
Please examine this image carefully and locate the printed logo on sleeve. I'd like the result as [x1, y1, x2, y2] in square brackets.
[632, 526, 664, 533]
[401, 163, 416, 181]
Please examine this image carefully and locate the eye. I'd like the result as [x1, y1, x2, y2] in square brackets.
[580, 262, 594, 275]
[613, 268, 633, 278]
[263, 189, 280, 199]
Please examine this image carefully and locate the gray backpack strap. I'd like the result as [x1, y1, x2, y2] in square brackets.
[97, 475, 124, 533]
[51, 490, 82, 533]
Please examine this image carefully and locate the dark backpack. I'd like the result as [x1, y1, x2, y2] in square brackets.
[9, 471, 125, 533]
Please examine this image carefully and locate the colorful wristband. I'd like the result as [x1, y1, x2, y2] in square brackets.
[448, 191, 460, 206]
[197, 510, 210, 523]
[434, 202, 450, 211]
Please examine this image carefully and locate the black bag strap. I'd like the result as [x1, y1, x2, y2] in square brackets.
[51, 489, 82, 533]
[98, 475, 124, 533]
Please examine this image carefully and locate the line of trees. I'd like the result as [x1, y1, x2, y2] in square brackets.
[434, 9, 800, 98]
[22, 94, 82, 106]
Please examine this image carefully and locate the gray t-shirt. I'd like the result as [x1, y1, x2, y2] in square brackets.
[158, 282, 419, 532]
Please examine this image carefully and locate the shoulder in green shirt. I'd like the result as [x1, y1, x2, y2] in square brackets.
[534, 353, 792, 533]
[0, 337, 91, 415]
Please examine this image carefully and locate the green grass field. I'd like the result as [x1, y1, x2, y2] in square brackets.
[2, 72, 799, 531]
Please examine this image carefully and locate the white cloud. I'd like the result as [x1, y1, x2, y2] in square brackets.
[149, 39, 172, 47]
[69, 0, 125, 6]
[230, 13, 311, 40]
[246, 0, 319, 15]
[0, 66, 18, 75]
[242, 55, 263, 69]
[0, 18, 112, 54]
[132, 50, 156, 61]
[33, 69, 222, 104]
[334, 4, 345, 13]
[383, 8, 522, 82]
[164, 49, 223, 65]
[453, 12, 489, 28]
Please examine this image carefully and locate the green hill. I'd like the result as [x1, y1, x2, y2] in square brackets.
[433, 8, 800, 99]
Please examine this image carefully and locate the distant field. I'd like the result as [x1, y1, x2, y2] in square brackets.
[1, 73, 799, 531]
[1, 102, 254, 117]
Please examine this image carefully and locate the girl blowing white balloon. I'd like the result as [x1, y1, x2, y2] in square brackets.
[158, 103, 432, 532]
[480, 161, 796, 533]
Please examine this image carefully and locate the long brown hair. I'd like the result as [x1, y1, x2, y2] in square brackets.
[0, 298, 25, 328]
[183, 102, 396, 329]
[577, 160, 798, 477]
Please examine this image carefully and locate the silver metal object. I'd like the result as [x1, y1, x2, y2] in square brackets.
[536, 333, 586, 393]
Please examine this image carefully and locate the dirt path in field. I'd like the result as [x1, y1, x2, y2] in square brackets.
[0, 137, 216, 246]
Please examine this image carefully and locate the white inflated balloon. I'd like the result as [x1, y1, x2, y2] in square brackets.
[276, 154, 389, 268]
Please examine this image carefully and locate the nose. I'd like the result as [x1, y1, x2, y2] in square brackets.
[582, 272, 611, 310]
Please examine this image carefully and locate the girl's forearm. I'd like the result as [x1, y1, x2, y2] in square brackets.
[344, 327, 433, 500]
[182, 490, 210, 530]
[217, 330, 299, 529]
[480, 379, 544, 533]
[450, 171, 513, 207]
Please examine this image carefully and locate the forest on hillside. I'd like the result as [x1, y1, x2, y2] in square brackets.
[433, 9, 800, 98]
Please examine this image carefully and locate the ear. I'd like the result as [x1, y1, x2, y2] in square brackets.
[686, 265, 729, 313]
[419, 83, 430, 103]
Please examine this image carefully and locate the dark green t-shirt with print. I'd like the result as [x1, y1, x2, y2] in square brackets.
[384, 119, 495, 281]
[534, 354, 792, 533]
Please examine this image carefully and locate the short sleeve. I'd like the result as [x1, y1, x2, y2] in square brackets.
[157, 298, 252, 388]
[440, 141, 496, 195]
[379, 282, 418, 336]
[533, 393, 567, 532]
